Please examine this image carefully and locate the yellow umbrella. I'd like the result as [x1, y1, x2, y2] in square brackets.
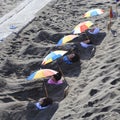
[56, 35, 79, 46]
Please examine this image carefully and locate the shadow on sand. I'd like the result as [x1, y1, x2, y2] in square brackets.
[26, 102, 59, 120]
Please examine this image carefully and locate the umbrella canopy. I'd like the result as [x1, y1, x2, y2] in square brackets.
[27, 69, 58, 80]
[73, 21, 94, 34]
[56, 35, 79, 46]
[42, 50, 68, 65]
[84, 9, 104, 18]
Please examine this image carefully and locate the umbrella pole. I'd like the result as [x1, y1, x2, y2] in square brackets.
[56, 61, 69, 98]
[43, 49, 51, 59]
[109, 6, 113, 31]
[107, 17, 112, 32]
[56, 61, 67, 83]
[85, 31, 90, 40]
[43, 80, 48, 97]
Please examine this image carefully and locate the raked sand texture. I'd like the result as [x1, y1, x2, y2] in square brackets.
[0, 0, 120, 120]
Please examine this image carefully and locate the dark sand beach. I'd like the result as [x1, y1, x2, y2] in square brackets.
[0, 0, 120, 120]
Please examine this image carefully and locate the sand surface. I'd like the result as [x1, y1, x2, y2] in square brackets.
[0, 0, 120, 120]
[0, 0, 24, 18]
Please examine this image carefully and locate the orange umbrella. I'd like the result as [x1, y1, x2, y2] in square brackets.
[73, 21, 94, 34]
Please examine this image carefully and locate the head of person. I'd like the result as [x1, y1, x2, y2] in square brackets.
[67, 53, 80, 63]
[39, 97, 53, 107]
[89, 27, 100, 35]
[89, 28, 95, 32]
[52, 71, 62, 82]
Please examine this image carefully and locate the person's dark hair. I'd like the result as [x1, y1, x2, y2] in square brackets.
[70, 53, 80, 63]
[53, 71, 62, 81]
[41, 97, 53, 107]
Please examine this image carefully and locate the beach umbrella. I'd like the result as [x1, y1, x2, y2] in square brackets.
[41, 50, 68, 65]
[56, 35, 79, 46]
[107, 6, 113, 31]
[73, 21, 94, 34]
[84, 9, 104, 18]
[27, 69, 58, 81]
[27, 69, 58, 97]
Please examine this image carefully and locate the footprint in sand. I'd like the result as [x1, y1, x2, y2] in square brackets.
[102, 76, 110, 83]
[89, 89, 98, 96]
[110, 78, 120, 85]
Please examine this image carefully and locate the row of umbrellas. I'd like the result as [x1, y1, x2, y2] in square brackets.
[26, 9, 104, 97]
[27, 21, 94, 81]
[27, 8, 104, 81]
[57, 9, 104, 45]
[27, 50, 68, 80]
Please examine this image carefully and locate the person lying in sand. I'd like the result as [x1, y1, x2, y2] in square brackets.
[35, 97, 53, 110]
[48, 71, 63, 85]
[27, 97, 53, 110]
[80, 39, 96, 57]
[80, 27, 100, 42]
[62, 52, 80, 64]
[80, 39, 94, 48]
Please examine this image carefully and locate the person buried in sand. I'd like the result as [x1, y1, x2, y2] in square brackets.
[62, 52, 80, 64]
[86, 27, 100, 40]
[88, 27, 100, 35]
[35, 97, 53, 110]
[80, 39, 94, 48]
[48, 71, 63, 85]
[79, 39, 96, 57]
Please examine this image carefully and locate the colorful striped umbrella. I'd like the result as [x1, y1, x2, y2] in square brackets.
[73, 21, 94, 34]
[56, 35, 79, 46]
[42, 50, 68, 65]
[27, 69, 58, 80]
[84, 9, 104, 18]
